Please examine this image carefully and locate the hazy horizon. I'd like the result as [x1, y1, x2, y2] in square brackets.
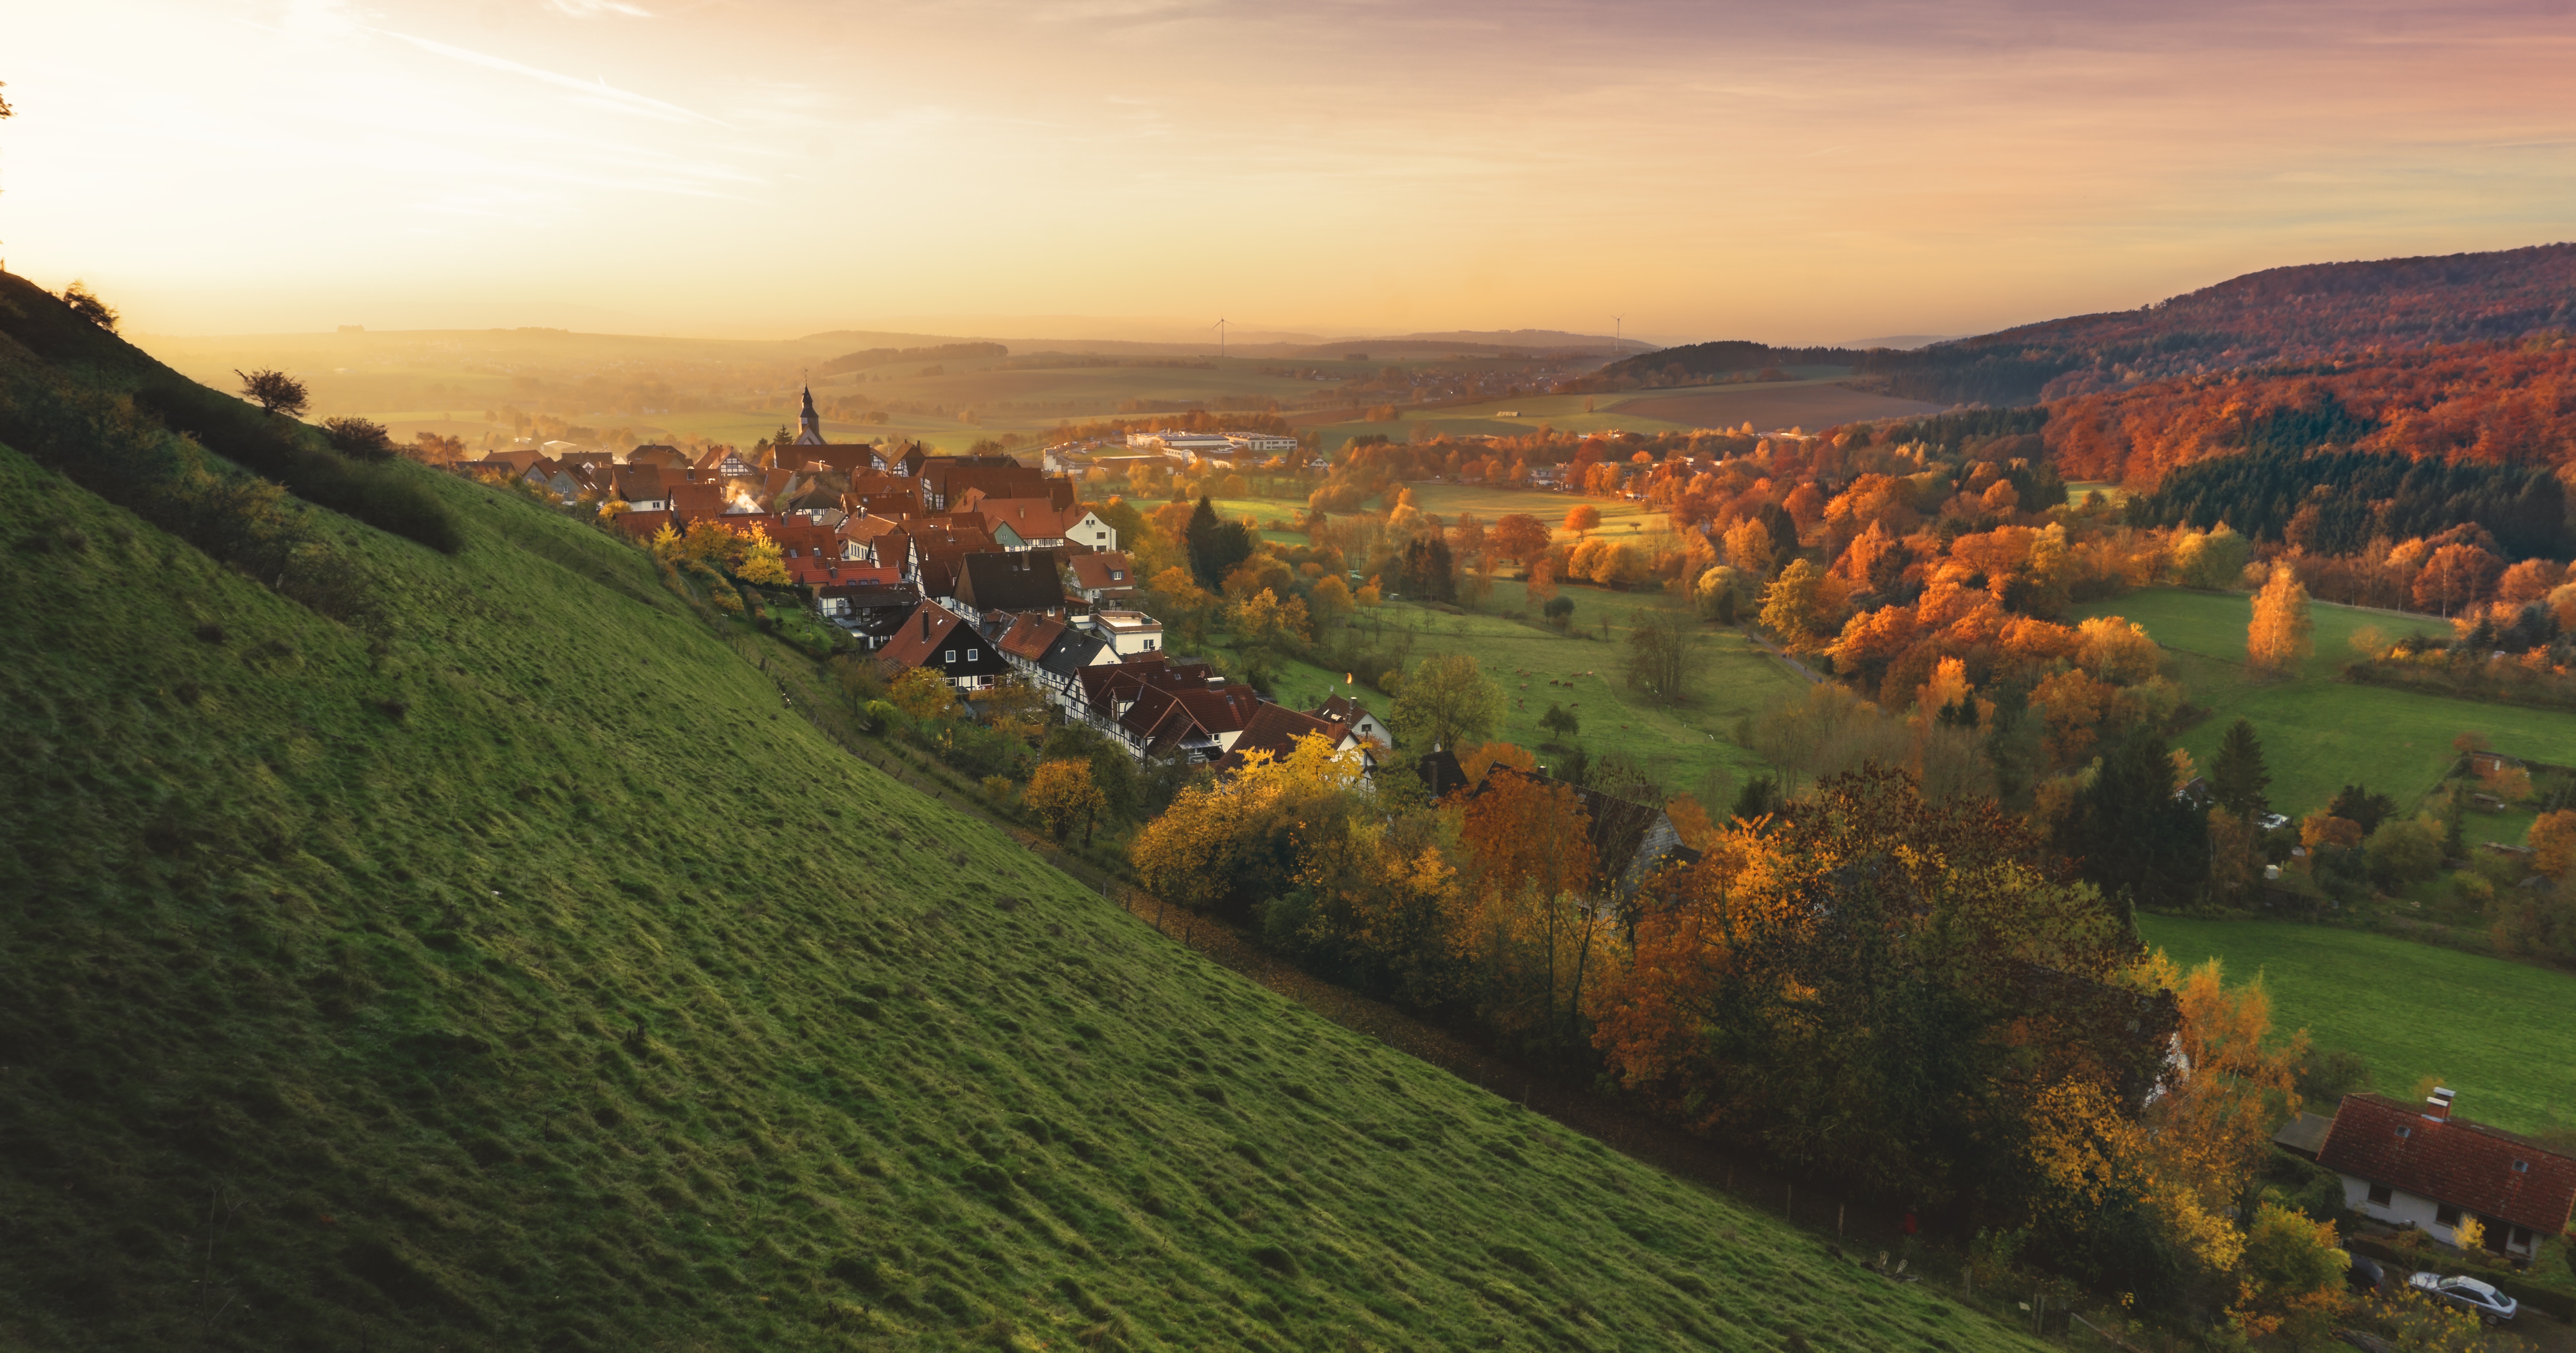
[8, 0, 2574, 342]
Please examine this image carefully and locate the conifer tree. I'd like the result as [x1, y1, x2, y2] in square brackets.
[2209, 718, 2272, 820]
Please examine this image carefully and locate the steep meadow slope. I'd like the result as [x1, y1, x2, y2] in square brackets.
[0, 295, 2035, 1349]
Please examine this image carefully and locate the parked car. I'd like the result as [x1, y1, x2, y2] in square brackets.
[2346, 1254, 2384, 1294]
[2257, 812, 2291, 831]
[2409, 1272, 2518, 1324]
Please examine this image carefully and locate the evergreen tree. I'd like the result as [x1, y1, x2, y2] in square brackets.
[1183, 495, 1252, 589]
[2065, 727, 2209, 916]
[2209, 718, 2272, 819]
[2443, 784, 2468, 860]
[2326, 784, 2400, 836]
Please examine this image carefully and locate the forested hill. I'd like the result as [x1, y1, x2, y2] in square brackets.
[1601, 243, 2576, 407]
[0, 273, 2037, 1351]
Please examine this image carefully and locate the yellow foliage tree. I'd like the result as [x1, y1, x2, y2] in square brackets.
[2075, 615, 2161, 685]
[2227, 1203, 2350, 1344]
[737, 525, 790, 585]
[887, 666, 959, 721]
[1025, 759, 1107, 845]
[1758, 558, 1846, 651]
[2248, 563, 2315, 678]
[1723, 515, 1774, 575]
[648, 521, 681, 560]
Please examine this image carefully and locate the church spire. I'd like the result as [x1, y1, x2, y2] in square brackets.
[795, 382, 823, 445]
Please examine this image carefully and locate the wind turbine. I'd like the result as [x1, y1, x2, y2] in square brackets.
[1612, 315, 1624, 357]
[1214, 316, 1229, 359]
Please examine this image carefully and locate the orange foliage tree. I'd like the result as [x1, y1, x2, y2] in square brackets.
[2247, 563, 2314, 678]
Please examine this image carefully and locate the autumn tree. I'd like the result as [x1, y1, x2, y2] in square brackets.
[887, 666, 960, 721]
[1392, 652, 1504, 752]
[1489, 513, 1551, 568]
[1451, 769, 1606, 1045]
[1563, 504, 1601, 535]
[2247, 563, 2315, 677]
[1723, 515, 1775, 575]
[236, 368, 310, 417]
[736, 526, 790, 585]
[2228, 1204, 2349, 1344]
[2414, 542, 2503, 617]
[1758, 558, 1844, 651]
[1592, 766, 2165, 1209]
[2528, 809, 2576, 880]
[1026, 759, 1108, 845]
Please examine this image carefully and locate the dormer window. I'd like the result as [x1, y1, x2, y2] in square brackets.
[2515, 1160, 2532, 1173]
[2396, 1126, 2412, 1139]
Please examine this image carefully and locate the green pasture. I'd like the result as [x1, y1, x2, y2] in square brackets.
[2136, 916, 2576, 1135]
[1370, 581, 1808, 801]
[1395, 482, 1669, 536]
[2066, 590, 2567, 818]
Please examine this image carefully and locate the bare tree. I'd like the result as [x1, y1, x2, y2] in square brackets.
[1622, 605, 1700, 706]
[236, 368, 309, 417]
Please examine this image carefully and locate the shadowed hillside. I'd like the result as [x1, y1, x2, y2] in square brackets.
[0, 276, 2035, 1350]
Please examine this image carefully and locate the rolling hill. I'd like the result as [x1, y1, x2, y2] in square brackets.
[0, 275, 2035, 1350]
[1601, 242, 2576, 406]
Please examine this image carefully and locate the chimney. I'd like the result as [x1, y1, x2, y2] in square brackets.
[2425, 1087, 2456, 1122]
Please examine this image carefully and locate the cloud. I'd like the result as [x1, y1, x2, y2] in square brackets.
[549, 0, 654, 15]
[377, 28, 726, 125]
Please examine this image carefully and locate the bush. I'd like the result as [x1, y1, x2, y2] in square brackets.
[321, 416, 395, 461]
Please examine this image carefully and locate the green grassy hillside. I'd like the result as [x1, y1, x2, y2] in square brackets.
[2137, 915, 2576, 1135]
[2069, 589, 2575, 816]
[0, 303, 2032, 1349]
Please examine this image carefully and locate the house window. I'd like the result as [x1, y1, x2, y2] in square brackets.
[945, 649, 956, 663]
[2367, 1183, 2393, 1207]
[2514, 1226, 2537, 1248]
[967, 649, 979, 662]
[2435, 1204, 2462, 1228]
[2514, 1160, 2531, 1173]
[1144, 638, 1156, 649]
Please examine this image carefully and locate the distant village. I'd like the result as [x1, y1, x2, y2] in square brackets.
[450, 387, 1388, 773]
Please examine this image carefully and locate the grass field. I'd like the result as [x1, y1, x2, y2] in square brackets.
[2136, 916, 2576, 1135]
[1371, 582, 1807, 801]
[1303, 376, 1945, 452]
[2065, 589, 2576, 817]
[0, 311, 2038, 1350]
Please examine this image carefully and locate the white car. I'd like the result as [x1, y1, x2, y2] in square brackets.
[2409, 1272, 2518, 1324]
[2257, 812, 2291, 831]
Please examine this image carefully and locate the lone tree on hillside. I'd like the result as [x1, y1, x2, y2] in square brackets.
[321, 416, 394, 461]
[237, 368, 310, 417]
[1563, 504, 1601, 536]
[1392, 651, 1503, 752]
[1624, 605, 1700, 706]
[61, 281, 117, 332]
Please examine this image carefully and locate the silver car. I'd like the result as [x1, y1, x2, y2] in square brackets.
[2409, 1272, 2518, 1324]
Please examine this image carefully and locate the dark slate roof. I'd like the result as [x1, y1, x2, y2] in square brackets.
[958, 549, 1067, 615]
[1037, 627, 1112, 679]
[2317, 1094, 2576, 1234]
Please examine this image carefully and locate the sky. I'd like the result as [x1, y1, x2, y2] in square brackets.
[6, 0, 2575, 343]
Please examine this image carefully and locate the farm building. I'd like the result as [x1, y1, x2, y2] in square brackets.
[2314, 1088, 2576, 1260]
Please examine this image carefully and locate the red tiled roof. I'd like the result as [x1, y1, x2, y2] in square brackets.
[611, 510, 674, 540]
[998, 613, 1067, 662]
[1226, 703, 1343, 763]
[1068, 551, 1134, 591]
[2316, 1094, 2576, 1234]
[873, 602, 976, 671]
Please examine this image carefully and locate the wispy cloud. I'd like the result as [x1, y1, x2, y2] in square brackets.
[377, 28, 727, 126]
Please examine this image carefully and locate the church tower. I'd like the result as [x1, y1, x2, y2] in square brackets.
[794, 383, 825, 445]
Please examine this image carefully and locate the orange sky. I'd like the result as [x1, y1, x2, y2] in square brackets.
[6, 0, 2574, 343]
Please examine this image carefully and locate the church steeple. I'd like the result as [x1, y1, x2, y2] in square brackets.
[795, 383, 824, 445]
